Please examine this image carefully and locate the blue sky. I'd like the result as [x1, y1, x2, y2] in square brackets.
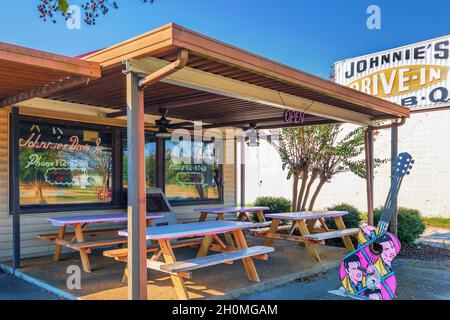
[1, 0, 450, 77]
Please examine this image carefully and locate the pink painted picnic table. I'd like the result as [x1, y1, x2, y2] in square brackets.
[263, 211, 357, 263]
[119, 221, 255, 240]
[118, 221, 267, 300]
[193, 206, 270, 247]
[47, 212, 165, 226]
[265, 211, 348, 220]
[43, 212, 164, 272]
[193, 206, 270, 222]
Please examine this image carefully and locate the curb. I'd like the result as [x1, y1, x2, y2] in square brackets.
[397, 258, 450, 270]
[0, 263, 78, 301]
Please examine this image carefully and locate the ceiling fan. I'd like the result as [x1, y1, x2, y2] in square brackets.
[244, 122, 260, 147]
[146, 108, 194, 138]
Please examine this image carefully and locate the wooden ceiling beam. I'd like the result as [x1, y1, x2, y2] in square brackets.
[0, 76, 92, 108]
[106, 94, 228, 118]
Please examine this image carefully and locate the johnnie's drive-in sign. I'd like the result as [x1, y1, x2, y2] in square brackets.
[334, 35, 450, 110]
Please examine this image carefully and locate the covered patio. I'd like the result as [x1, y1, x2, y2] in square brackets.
[2, 23, 410, 300]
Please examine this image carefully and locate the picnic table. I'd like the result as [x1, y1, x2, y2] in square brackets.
[39, 213, 164, 272]
[262, 211, 359, 263]
[118, 221, 274, 300]
[193, 206, 271, 247]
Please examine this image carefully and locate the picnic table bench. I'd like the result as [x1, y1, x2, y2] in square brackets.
[193, 206, 276, 247]
[118, 221, 274, 300]
[39, 213, 164, 272]
[262, 211, 359, 263]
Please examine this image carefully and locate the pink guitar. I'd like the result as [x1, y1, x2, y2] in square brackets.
[331, 152, 414, 300]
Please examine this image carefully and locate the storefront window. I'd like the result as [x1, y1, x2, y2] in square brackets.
[122, 134, 157, 189]
[19, 121, 113, 206]
[165, 140, 220, 202]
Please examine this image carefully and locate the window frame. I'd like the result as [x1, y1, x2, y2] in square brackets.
[162, 138, 224, 207]
[13, 116, 225, 215]
[16, 116, 122, 214]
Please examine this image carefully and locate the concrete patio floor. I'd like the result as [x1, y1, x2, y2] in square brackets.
[1, 236, 347, 300]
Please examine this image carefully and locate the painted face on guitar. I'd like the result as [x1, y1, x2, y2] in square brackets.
[348, 262, 363, 283]
[344, 255, 363, 285]
[377, 234, 400, 265]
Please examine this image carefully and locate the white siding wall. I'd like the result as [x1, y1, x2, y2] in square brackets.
[0, 109, 237, 262]
[246, 110, 450, 218]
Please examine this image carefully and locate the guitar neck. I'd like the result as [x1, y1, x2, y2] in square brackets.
[377, 174, 405, 233]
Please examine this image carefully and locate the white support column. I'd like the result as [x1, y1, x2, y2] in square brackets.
[126, 69, 148, 300]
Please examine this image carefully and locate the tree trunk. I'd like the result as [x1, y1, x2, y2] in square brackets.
[308, 179, 326, 211]
[296, 168, 309, 211]
[301, 174, 317, 211]
[292, 172, 299, 211]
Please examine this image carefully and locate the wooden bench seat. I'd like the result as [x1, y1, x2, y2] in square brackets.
[58, 237, 128, 250]
[103, 239, 203, 260]
[248, 221, 273, 228]
[303, 228, 359, 241]
[249, 224, 292, 234]
[38, 228, 123, 241]
[160, 246, 274, 273]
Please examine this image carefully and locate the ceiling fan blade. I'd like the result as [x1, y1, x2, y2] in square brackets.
[169, 121, 195, 128]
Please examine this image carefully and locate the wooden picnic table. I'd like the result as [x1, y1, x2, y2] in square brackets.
[263, 211, 358, 263]
[118, 221, 274, 300]
[41, 213, 165, 272]
[193, 206, 270, 222]
[193, 206, 271, 247]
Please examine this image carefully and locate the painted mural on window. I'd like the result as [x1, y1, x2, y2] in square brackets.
[19, 121, 113, 205]
[165, 140, 220, 202]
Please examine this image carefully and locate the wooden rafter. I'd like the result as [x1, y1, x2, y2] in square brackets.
[129, 57, 373, 125]
[106, 94, 229, 118]
[0, 76, 91, 108]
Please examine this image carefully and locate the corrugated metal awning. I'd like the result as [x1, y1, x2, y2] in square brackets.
[0, 42, 101, 108]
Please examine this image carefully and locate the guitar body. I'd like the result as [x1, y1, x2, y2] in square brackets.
[338, 227, 401, 300]
[333, 152, 413, 300]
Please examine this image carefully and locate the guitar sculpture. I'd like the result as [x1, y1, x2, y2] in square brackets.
[330, 152, 414, 300]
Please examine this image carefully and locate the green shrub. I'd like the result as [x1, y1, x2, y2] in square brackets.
[374, 207, 426, 245]
[325, 203, 362, 247]
[253, 196, 291, 213]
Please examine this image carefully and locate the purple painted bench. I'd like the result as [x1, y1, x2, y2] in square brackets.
[119, 221, 255, 240]
[265, 211, 348, 221]
[263, 211, 357, 263]
[118, 220, 273, 300]
[193, 206, 270, 214]
[192, 206, 271, 247]
[41, 212, 165, 273]
[47, 213, 165, 227]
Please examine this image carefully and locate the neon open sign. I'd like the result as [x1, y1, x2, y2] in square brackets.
[283, 110, 305, 124]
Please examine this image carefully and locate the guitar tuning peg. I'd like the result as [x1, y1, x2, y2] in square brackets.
[409, 166, 413, 169]
[406, 171, 410, 175]
[411, 160, 415, 164]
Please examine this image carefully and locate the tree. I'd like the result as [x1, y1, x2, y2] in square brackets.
[38, 0, 155, 25]
[270, 124, 385, 212]
[19, 148, 62, 204]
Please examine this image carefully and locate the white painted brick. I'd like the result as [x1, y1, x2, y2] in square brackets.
[245, 110, 450, 217]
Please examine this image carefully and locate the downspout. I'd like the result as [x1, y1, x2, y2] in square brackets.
[138, 49, 189, 89]
[365, 117, 406, 226]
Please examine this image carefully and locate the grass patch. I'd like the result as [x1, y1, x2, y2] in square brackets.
[422, 217, 450, 229]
